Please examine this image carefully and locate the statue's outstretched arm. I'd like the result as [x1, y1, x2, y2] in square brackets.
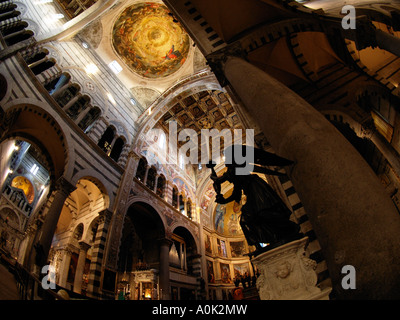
[216, 184, 242, 204]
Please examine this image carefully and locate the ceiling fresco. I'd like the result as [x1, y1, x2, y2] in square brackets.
[112, 2, 190, 79]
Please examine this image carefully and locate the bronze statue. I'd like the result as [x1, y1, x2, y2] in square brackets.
[208, 145, 301, 255]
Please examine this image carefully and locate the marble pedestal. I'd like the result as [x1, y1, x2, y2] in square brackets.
[251, 237, 331, 300]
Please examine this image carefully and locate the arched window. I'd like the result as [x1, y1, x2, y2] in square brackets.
[110, 137, 125, 162]
[0, 9, 20, 22]
[79, 107, 101, 133]
[1, 21, 28, 38]
[66, 95, 90, 120]
[29, 58, 55, 75]
[146, 166, 156, 190]
[24, 49, 47, 67]
[46, 73, 70, 95]
[172, 187, 178, 208]
[55, 84, 79, 108]
[156, 175, 165, 198]
[98, 126, 115, 155]
[135, 158, 147, 182]
[5, 30, 34, 47]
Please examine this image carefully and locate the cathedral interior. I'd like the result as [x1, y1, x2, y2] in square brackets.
[1, 0, 400, 300]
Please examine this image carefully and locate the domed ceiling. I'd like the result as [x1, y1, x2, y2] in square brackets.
[112, 2, 190, 79]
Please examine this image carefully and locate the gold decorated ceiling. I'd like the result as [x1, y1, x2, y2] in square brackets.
[112, 2, 190, 79]
[157, 90, 245, 160]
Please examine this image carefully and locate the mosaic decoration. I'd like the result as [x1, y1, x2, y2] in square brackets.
[214, 190, 243, 236]
[112, 2, 190, 78]
[11, 176, 34, 203]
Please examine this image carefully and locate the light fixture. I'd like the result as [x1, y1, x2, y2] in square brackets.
[82, 42, 89, 49]
[130, 98, 136, 105]
[30, 164, 39, 175]
[53, 13, 64, 19]
[107, 93, 116, 105]
[85, 63, 99, 75]
[109, 60, 122, 74]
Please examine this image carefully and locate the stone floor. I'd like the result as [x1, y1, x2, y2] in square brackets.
[0, 261, 20, 300]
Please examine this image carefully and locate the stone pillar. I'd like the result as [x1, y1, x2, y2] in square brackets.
[159, 238, 172, 300]
[87, 209, 112, 299]
[87, 116, 107, 144]
[36, 177, 75, 269]
[36, 65, 61, 87]
[360, 121, 400, 178]
[73, 241, 91, 294]
[59, 246, 73, 288]
[222, 55, 400, 299]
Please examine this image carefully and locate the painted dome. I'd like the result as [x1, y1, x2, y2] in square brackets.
[112, 2, 190, 79]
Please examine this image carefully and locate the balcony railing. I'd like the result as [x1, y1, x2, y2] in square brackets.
[2, 185, 33, 216]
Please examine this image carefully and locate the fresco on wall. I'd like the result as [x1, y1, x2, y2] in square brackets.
[233, 263, 250, 279]
[217, 238, 227, 257]
[173, 177, 191, 198]
[205, 233, 212, 255]
[213, 189, 243, 236]
[230, 241, 246, 257]
[207, 260, 215, 283]
[220, 263, 232, 284]
[112, 2, 190, 79]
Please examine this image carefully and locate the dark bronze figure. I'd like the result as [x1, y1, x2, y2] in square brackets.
[209, 145, 302, 255]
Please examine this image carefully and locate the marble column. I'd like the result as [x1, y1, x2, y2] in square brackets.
[73, 241, 91, 294]
[360, 121, 400, 179]
[159, 238, 172, 300]
[37, 177, 75, 268]
[87, 209, 112, 299]
[58, 246, 73, 288]
[222, 56, 400, 299]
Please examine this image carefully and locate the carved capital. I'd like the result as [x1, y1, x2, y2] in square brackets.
[206, 42, 247, 87]
[158, 237, 173, 248]
[79, 240, 91, 251]
[360, 118, 377, 139]
[54, 176, 76, 196]
[98, 208, 112, 224]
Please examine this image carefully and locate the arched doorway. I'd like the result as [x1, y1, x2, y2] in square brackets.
[117, 201, 166, 300]
[47, 177, 109, 295]
[170, 226, 200, 300]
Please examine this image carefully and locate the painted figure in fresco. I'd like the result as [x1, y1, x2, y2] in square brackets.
[209, 145, 302, 255]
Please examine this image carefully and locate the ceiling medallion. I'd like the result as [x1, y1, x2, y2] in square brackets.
[112, 2, 190, 79]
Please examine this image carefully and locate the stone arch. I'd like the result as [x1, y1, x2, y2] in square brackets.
[117, 199, 167, 272]
[86, 216, 99, 244]
[170, 223, 199, 255]
[73, 223, 84, 241]
[125, 198, 167, 235]
[320, 108, 363, 137]
[1, 104, 69, 185]
[70, 170, 112, 210]
[0, 206, 22, 231]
